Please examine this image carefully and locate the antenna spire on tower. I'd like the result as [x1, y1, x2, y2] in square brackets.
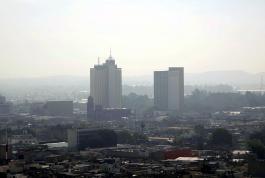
[260, 75, 264, 93]
[97, 57, 100, 65]
[109, 48, 112, 58]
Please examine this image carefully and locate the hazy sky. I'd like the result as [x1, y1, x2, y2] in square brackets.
[1, 0, 265, 78]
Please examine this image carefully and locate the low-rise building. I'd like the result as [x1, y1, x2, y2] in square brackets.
[68, 129, 117, 151]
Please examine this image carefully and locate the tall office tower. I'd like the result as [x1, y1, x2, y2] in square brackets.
[90, 53, 122, 108]
[154, 67, 184, 112]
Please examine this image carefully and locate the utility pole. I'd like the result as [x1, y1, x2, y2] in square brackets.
[260, 75, 264, 94]
[5, 126, 8, 161]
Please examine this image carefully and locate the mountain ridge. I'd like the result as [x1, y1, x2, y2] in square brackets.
[0, 70, 264, 86]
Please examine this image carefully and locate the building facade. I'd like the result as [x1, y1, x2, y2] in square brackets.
[68, 129, 117, 151]
[0, 95, 11, 115]
[44, 101, 73, 116]
[154, 67, 184, 112]
[87, 96, 131, 120]
[90, 55, 122, 108]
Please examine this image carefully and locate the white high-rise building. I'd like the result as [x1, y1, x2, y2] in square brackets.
[154, 67, 184, 112]
[90, 54, 122, 108]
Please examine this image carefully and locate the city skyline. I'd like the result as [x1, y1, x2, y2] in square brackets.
[1, 0, 265, 78]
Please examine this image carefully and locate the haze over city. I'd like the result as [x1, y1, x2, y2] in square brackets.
[2, 1, 265, 177]
[1, 0, 265, 78]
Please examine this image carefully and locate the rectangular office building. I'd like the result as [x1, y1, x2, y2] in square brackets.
[68, 129, 117, 151]
[154, 67, 184, 112]
[90, 55, 122, 108]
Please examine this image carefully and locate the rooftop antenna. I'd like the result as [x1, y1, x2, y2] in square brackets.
[97, 57, 100, 65]
[109, 48, 112, 58]
[260, 75, 264, 93]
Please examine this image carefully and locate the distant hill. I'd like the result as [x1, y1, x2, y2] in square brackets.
[125, 70, 264, 86]
[0, 70, 263, 87]
[0, 76, 89, 87]
[0, 70, 264, 102]
[186, 70, 264, 85]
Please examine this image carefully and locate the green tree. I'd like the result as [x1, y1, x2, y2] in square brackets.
[248, 139, 265, 159]
[248, 128, 265, 159]
[117, 130, 148, 144]
[194, 125, 207, 149]
[249, 128, 265, 144]
[122, 93, 153, 117]
[210, 128, 232, 147]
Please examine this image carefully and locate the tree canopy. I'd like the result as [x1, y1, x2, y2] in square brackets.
[210, 128, 233, 147]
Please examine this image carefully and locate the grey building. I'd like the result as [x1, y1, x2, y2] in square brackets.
[68, 129, 117, 151]
[44, 101, 73, 116]
[87, 96, 131, 120]
[0, 95, 11, 115]
[154, 67, 184, 112]
[90, 54, 122, 108]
